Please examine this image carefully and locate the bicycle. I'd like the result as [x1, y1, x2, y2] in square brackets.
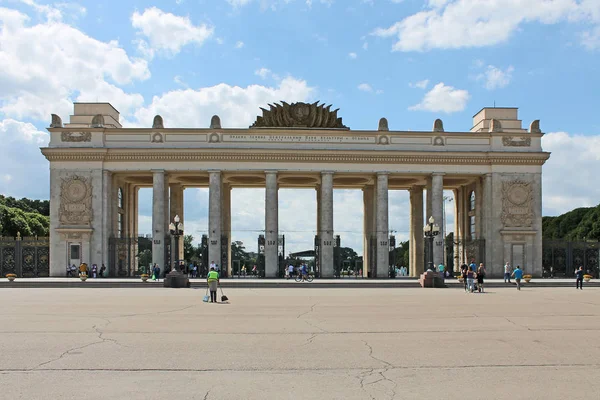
[295, 273, 314, 282]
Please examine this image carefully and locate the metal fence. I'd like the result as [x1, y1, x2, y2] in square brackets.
[0, 236, 50, 277]
[543, 240, 600, 278]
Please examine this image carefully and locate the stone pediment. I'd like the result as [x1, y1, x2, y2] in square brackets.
[250, 101, 349, 129]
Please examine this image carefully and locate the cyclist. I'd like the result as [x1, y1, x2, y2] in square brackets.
[301, 263, 308, 281]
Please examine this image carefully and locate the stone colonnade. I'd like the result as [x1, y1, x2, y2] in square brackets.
[145, 170, 459, 278]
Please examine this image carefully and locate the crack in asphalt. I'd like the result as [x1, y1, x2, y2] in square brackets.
[203, 389, 211, 400]
[296, 303, 317, 319]
[34, 318, 125, 369]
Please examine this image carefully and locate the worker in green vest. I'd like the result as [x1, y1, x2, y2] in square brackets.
[207, 267, 220, 303]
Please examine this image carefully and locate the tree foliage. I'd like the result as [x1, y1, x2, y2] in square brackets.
[542, 205, 600, 240]
[0, 195, 49, 216]
[0, 204, 49, 237]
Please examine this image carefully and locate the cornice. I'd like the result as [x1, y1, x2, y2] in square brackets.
[40, 148, 551, 165]
[46, 127, 545, 138]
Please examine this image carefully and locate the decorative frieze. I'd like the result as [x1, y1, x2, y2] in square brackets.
[40, 149, 550, 165]
[501, 180, 534, 227]
[61, 132, 91, 142]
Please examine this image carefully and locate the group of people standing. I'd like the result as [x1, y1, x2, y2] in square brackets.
[66, 263, 106, 278]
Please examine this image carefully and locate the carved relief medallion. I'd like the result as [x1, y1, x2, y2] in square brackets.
[59, 175, 93, 226]
[61, 132, 91, 142]
[502, 136, 531, 147]
[501, 180, 533, 227]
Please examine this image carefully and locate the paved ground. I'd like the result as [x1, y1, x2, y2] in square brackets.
[1, 287, 600, 400]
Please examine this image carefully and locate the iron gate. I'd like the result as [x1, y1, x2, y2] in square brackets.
[108, 237, 135, 277]
[0, 236, 50, 277]
[543, 240, 600, 278]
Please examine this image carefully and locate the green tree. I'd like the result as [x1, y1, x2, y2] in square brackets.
[183, 234, 195, 261]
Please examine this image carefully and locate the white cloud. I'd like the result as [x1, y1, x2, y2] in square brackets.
[542, 132, 600, 216]
[477, 65, 514, 90]
[358, 83, 373, 92]
[409, 82, 469, 113]
[409, 79, 429, 89]
[131, 7, 214, 58]
[235, 40, 245, 48]
[132, 76, 315, 128]
[255, 67, 271, 79]
[0, 7, 149, 121]
[348, 52, 357, 59]
[372, 0, 600, 52]
[581, 26, 600, 50]
[0, 119, 49, 199]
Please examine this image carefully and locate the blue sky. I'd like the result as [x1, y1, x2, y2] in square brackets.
[1, 0, 600, 253]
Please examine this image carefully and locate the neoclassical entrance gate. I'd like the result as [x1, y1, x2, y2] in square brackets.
[42, 102, 549, 278]
[0, 236, 50, 277]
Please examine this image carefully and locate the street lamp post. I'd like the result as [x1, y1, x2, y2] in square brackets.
[423, 216, 440, 273]
[164, 215, 189, 288]
[169, 215, 183, 271]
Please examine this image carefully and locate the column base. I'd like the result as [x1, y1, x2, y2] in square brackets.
[419, 271, 445, 288]
[163, 270, 190, 288]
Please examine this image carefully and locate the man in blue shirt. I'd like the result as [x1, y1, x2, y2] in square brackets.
[575, 266, 584, 290]
[512, 265, 523, 291]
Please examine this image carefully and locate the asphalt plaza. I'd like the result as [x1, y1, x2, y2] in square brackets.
[1, 286, 599, 400]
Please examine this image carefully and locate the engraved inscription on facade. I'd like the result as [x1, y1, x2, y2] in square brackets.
[61, 132, 91, 142]
[223, 134, 375, 144]
[59, 175, 93, 226]
[501, 180, 533, 227]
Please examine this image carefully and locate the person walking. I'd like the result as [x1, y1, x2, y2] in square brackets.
[477, 263, 486, 293]
[207, 267, 220, 303]
[460, 263, 468, 292]
[153, 264, 161, 282]
[575, 266, 584, 290]
[287, 264, 294, 280]
[504, 262, 512, 283]
[512, 265, 523, 291]
[466, 266, 475, 293]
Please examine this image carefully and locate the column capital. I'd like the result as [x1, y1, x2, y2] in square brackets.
[321, 171, 335, 176]
[431, 172, 446, 177]
[376, 171, 390, 176]
[409, 185, 425, 193]
[208, 169, 221, 174]
[264, 170, 278, 174]
[151, 169, 165, 174]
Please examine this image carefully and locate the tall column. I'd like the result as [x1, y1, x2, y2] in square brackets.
[152, 170, 166, 270]
[169, 183, 184, 266]
[208, 171, 222, 270]
[409, 186, 424, 277]
[320, 172, 334, 278]
[375, 173, 389, 278]
[222, 183, 232, 277]
[265, 171, 279, 278]
[475, 177, 483, 240]
[101, 171, 112, 273]
[453, 189, 460, 273]
[363, 186, 375, 278]
[133, 186, 139, 273]
[482, 174, 493, 270]
[426, 176, 433, 221]
[431, 173, 444, 267]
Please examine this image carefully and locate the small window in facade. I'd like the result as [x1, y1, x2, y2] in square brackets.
[469, 191, 475, 211]
[117, 214, 123, 238]
[470, 215, 476, 238]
